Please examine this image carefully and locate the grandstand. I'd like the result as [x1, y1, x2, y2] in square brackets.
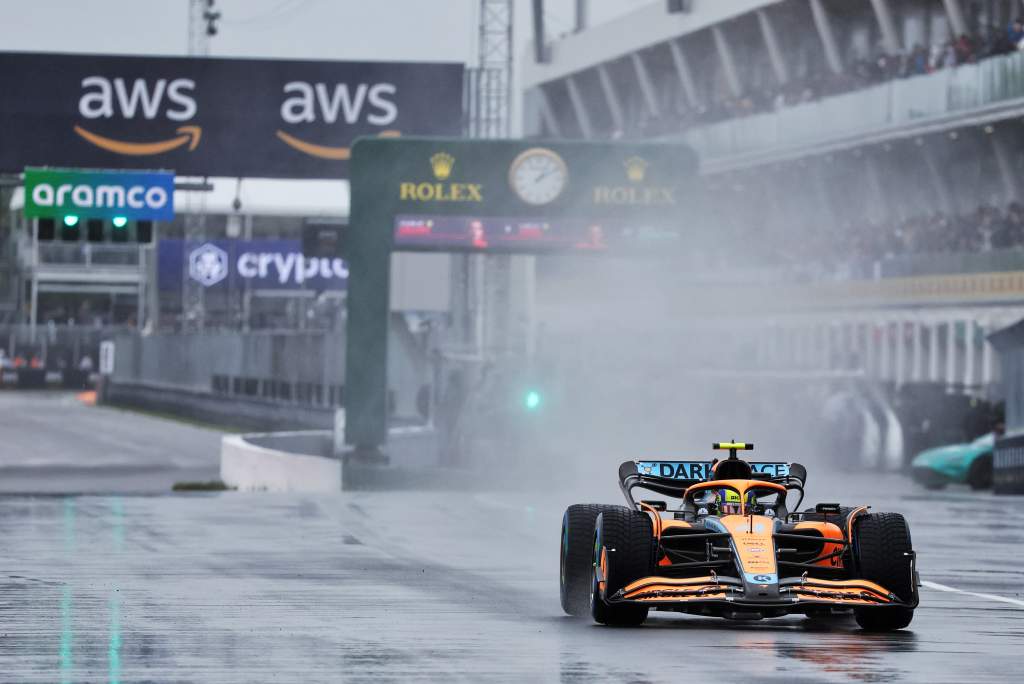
[523, 0, 1024, 399]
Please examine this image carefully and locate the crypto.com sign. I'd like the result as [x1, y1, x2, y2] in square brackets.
[0, 52, 463, 178]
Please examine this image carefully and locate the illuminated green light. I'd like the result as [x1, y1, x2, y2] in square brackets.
[524, 390, 542, 411]
[63, 215, 79, 227]
[112, 216, 128, 229]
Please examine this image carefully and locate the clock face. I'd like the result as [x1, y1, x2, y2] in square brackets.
[509, 148, 568, 205]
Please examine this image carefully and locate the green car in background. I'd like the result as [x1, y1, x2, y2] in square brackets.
[910, 433, 995, 490]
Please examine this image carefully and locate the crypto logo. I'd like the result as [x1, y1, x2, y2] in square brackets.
[188, 243, 229, 287]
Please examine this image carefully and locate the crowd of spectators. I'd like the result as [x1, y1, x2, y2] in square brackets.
[769, 203, 1024, 271]
[628, 19, 1024, 136]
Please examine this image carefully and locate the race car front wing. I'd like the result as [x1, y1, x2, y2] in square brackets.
[604, 562, 919, 614]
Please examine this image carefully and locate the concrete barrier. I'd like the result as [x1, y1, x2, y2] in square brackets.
[221, 431, 341, 492]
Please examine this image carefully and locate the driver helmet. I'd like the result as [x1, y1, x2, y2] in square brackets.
[717, 489, 742, 515]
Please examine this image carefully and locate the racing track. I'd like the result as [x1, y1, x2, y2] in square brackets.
[1, 467, 1023, 682]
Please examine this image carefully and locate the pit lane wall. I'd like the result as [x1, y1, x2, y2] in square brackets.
[221, 431, 341, 492]
[219, 426, 446, 492]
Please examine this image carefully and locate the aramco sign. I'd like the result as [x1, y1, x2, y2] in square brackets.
[23, 167, 175, 221]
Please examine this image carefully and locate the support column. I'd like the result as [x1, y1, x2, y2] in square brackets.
[869, 0, 902, 55]
[668, 38, 700, 106]
[912, 320, 922, 382]
[981, 319, 994, 392]
[921, 143, 957, 214]
[574, 0, 587, 33]
[864, 321, 875, 376]
[946, 319, 957, 388]
[929, 320, 940, 381]
[809, 0, 843, 75]
[756, 9, 789, 85]
[534, 86, 561, 137]
[711, 25, 743, 97]
[630, 52, 662, 119]
[596, 64, 625, 134]
[565, 76, 594, 139]
[845, 320, 856, 369]
[964, 319, 975, 389]
[942, 0, 968, 37]
[895, 319, 906, 386]
[990, 129, 1019, 204]
[880, 320, 891, 382]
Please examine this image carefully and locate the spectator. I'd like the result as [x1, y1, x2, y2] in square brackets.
[1008, 18, 1024, 48]
[954, 34, 977, 64]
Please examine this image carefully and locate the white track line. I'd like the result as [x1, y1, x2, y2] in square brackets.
[921, 580, 1024, 608]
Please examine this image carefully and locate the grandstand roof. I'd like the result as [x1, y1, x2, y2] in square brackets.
[522, 0, 780, 88]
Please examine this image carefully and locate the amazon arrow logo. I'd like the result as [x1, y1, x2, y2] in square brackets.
[74, 125, 201, 155]
[74, 75, 203, 157]
[276, 128, 399, 160]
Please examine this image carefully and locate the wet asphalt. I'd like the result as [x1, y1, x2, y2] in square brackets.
[1, 393, 1022, 682]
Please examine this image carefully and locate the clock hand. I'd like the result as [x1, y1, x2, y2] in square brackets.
[534, 168, 556, 183]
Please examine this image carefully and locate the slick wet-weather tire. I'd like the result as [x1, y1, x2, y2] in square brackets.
[560, 504, 621, 616]
[967, 454, 993, 490]
[852, 512, 915, 631]
[590, 507, 654, 627]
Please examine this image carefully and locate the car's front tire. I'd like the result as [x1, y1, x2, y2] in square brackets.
[560, 504, 621, 616]
[590, 507, 653, 626]
[852, 512, 915, 631]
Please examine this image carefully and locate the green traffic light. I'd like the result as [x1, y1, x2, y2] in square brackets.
[524, 390, 542, 410]
[63, 215, 79, 227]
[112, 216, 128, 228]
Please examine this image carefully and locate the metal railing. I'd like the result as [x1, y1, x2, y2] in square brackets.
[685, 51, 1024, 164]
[35, 243, 142, 268]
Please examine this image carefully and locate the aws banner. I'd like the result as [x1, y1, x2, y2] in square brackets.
[23, 167, 174, 221]
[0, 52, 463, 179]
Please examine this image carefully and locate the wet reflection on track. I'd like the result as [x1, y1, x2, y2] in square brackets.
[0, 472, 1021, 682]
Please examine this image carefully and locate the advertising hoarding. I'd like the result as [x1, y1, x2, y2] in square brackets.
[158, 239, 347, 292]
[0, 52, 464, 178]
[23, 167, 175, 221]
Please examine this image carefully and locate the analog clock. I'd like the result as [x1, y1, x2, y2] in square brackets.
[509, 147, 568, 205]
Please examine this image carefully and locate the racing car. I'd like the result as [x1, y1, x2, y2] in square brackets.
[560, 442, 918, 630]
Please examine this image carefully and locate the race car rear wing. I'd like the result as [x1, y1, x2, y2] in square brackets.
[618, 459, 807, 501]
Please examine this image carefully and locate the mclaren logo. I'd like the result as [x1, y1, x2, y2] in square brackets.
[399, 152, 482, 202]
[74, 76, 203, 156]
[275, 81, 400, 160]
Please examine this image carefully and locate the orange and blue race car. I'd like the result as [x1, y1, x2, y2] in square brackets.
[560, 443, 919, 631]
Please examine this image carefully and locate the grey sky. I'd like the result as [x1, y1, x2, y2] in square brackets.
[0, 0, 650, 63]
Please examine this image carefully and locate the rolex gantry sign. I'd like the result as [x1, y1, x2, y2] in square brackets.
[358, 138, 698, 254]
[343, 137, 698, 452]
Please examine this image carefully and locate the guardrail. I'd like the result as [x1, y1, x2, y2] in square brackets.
[36, 243, 142, 268]
[685, 51, 1024, 165]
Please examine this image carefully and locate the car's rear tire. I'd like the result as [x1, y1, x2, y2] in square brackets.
[560, 504, 621, 616]
[852, 512, 915, 631]
[967, 453, 993, 490]
[590, 507, 654, 626]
